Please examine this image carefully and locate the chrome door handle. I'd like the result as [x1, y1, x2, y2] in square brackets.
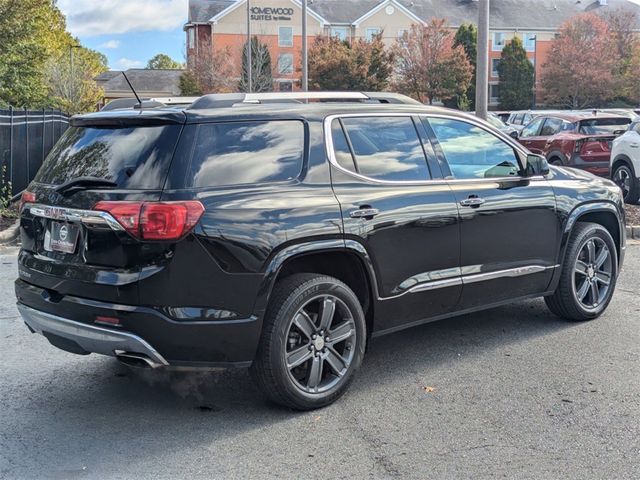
[350, 208, 380, 219]
[630, 143, 639, 148]
[459, 197, 485, 208]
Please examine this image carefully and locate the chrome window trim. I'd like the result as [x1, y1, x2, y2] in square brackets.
[323, 112, 542, 186]
[26, 203, 124, 231]
[379, 264, 558, 301]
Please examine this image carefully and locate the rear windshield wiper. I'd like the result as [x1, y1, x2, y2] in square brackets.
[55, 177, 118, 196]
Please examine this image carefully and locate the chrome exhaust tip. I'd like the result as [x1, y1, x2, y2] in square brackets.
[115, 350, 164, 369]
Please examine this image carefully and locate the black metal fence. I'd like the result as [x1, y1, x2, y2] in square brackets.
[0, 107, 70, 196]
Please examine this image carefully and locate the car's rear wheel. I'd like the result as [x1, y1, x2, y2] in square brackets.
[612, 163, 640, 204]
[251, 273, 366, 410]
[545, 222, 617, 321]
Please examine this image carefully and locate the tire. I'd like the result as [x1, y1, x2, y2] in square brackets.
[612, 163, 640, 204]
[250, 273, 367, 410]
[549, 157, 563, 166]
[545, 222, 618, 321]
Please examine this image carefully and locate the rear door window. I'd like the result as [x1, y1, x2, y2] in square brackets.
[335, 117, 431, 182]
[188, 121, 304, 188]
[540, 118, 563, 136]
[34, 125, 182, 189]
[521, 117, 544, 138]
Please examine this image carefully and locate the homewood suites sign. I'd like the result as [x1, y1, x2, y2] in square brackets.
[250, 6, 294, 21]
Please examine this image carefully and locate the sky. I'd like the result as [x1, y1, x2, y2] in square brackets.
[58, 0, 189, 70]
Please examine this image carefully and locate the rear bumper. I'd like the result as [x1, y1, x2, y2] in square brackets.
[18, 303, 169, 368]
[15, 279, 261, 368]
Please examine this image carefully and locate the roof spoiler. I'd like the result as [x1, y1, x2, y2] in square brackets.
[187, 92, 422, 110]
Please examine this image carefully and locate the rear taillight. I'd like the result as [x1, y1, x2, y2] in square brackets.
[94, 201, 204, 241]
[20, 191, 36, 211]
[574, 139, 584, 153]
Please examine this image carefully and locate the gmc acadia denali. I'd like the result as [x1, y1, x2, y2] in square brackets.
[15, 92, 625, 410]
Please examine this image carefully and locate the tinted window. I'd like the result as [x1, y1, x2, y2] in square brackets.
[514, 113, 524, 124]
[34, 125, 182, 189]
[339, 117, 430, 181]
[331, 121, 356, 171]
[189, 121, 304, 188]
[521, 117, 544, 138]
[540, 118, 563, 136]
[578, 118, 631, 135]
[429, 117, 520, 179]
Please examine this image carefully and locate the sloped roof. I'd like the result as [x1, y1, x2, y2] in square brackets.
[100, 69, 184, 95]
[188, 0, 640, 28]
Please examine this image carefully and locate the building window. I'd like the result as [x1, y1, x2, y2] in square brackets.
[522, 32, 536, 52]
[489, 84, 501, 102]
[330, 26, 348, 41]
[491, 58, 501, 77]
[365, 27, 381, 41]
[188, 28, 195, 49]
[278, 54, 294, 74]
[279, 26, 293, 47]
[492, 32, 506, 51]
[279, 81, 293, 92]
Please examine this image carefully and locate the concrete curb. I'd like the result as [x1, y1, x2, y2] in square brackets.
[0, 220, 20, 245]
[626, 225, 640, 240]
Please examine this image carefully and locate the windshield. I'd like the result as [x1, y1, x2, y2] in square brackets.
[34, 125, 182, 189]
[578, 118, 630, 135]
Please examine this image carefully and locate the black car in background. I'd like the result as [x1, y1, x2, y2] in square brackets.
[15, 93, 625, 409]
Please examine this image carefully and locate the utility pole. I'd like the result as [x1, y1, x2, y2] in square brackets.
[302, 0, 308, 91]
[475, 0, 489, 119]
[246, 0, 253, 92]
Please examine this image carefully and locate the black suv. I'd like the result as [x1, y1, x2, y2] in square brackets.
[15, 92, 625, 410]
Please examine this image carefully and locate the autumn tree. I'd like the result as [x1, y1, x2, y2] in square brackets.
[308, 34, 394, 91]
[239, 36, 273, 93]
[185, 47, 235, 94]
[497, 36, 534, 110]
[444, 23, 477, 110]
[47, 44, 108, 114]
[602, 8, 639, 104]
[393, 19, 473, 105]
[147, 54, 183, 70]
[541, 13, 619, 108]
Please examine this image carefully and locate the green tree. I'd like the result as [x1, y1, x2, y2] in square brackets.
[497, 36, 534, 110]
[147, 54, 183, 70]
[179, 70, 202, 96]
[0, 0, 67, 107]
[444, 23, 477, 110]
[239, 36, 273, 93]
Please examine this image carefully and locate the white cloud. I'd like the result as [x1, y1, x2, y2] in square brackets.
[116, 57, 145, 69]
[58, 0, 188, 37]
[99, 40, 120, 49]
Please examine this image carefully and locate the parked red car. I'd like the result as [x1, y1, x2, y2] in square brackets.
[518, 113, 631, 176]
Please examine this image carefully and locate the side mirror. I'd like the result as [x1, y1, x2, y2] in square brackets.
[525, 154, 550, 177]
[509, 130, 519, 139]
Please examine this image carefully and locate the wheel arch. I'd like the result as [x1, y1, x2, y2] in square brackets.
[546, 150, 567, 165]
[255, 240, 379, 336]
[611, 154, 635, 176]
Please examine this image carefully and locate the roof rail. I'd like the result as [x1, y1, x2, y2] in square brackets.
[187, 92, 421, 110]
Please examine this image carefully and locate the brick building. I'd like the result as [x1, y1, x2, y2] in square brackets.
[185, 0, 640, 105]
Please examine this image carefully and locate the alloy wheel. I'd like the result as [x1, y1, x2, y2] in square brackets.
[613, 166, 632, 199]
[572, 237, 612, 311]
[284, 295, 357, 394]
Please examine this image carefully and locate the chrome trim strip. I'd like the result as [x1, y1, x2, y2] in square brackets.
[17, 303, 169, 367]
[379, 264, 558, 301]
[26, 203, 124, 231]
[323, 112, 540, 186]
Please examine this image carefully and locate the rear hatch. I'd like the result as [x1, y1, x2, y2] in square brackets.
[18, 110, 186, 303]
[576, 117, 631, 162]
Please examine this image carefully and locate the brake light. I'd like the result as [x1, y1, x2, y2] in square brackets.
[20, 191, 36, 211]
[94, 201, 204, 240]
[574, 139, 584, 153]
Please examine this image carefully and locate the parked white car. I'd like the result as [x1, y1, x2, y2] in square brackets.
[611, 121, 640, 203]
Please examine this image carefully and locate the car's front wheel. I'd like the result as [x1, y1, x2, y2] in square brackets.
[612, 163, 640, 204]
[545, 222, 618, 321]
[251, 273, 366, 410]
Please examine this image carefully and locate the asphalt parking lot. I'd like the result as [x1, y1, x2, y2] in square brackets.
[1, 245, 639, 480]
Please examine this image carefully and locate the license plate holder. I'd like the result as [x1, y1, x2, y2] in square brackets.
[44, 221, 80, 254]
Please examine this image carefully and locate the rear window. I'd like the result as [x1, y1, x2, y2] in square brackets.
[578, 118, 631, 135]
[34, 125, 182, 189]
[188, 121, 304, 188]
